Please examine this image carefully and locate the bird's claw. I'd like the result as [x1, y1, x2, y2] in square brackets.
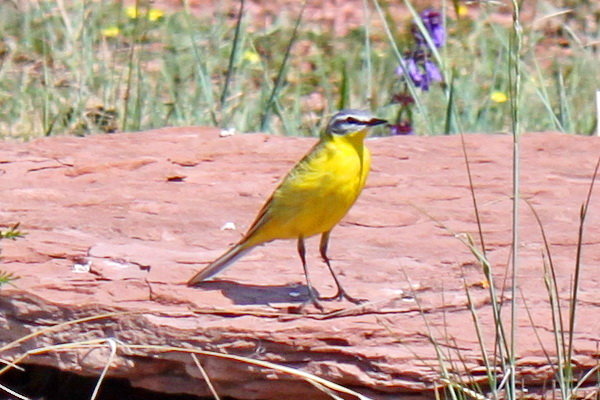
[300, 287, 324, 312]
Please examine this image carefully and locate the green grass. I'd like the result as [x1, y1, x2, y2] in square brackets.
[0, 1, 597, 138]
[0, 223, 23, 288]
[408, 2, 599, 399]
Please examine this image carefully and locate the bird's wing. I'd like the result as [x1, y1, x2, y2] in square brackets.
[240, 141, 325, 244]
[241, 192, 275, 242]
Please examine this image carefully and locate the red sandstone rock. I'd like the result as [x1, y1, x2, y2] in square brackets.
[0, 128, 598, 399]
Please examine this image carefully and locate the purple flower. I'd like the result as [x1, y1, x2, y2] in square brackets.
[396, 56, 442, 91]
[396, 58, 419, 85]
[424, 60, 442, 82]
[389, 121, 414, 135]
[413, 9, 445, 49]
[388, 7, 445, 136]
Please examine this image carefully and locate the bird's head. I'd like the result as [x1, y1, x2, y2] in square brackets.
[326, 109, 387, 138]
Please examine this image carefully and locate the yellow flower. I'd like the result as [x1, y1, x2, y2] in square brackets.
[101, 26, 121, 37]
[148, 8, 165, 22]
[490, 91, 508, 103]
[457, 4, 469, 17]
[242, 49, 261, 64]
[125, 6, 164, 21]
[125, 5, 139, 19]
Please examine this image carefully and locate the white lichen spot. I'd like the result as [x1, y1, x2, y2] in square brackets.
[220, 222, 236, 231]
[219, 128, 236, 137]
[72, 260, 92, 273]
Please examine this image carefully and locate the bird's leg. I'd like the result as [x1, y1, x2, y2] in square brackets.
[297, 236, 323, 311]
[318, 231, 366, 304]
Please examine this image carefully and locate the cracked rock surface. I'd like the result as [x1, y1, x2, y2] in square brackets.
[1, 127, 599, 399]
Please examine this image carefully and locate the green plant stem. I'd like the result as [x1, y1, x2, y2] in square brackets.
[567, 156, 600, 368]
[219, 0, 244, 112]
[361, 0, 373, 105]
[508, 1, 522, 398]
[260, 1, 305, 132]
[121, 0, 143, 131]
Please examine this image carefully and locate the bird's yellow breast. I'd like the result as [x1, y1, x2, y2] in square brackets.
[244, 130, 371, 246]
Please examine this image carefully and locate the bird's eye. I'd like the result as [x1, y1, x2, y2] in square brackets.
[345, 117, 361, 124]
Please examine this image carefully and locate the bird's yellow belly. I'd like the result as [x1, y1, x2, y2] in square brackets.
[246, 138, 370, 245]
[273, 181, 359, 238]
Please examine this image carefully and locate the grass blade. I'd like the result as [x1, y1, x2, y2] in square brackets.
[219, 0, 245, 112]
[567, 155, 600, 363]
[260, 2, 306, 132]
[182, 0, 218, 126]
[443, 72, 455, 135]
[338, 63, 350, 110]
[507, 2, 523, 397]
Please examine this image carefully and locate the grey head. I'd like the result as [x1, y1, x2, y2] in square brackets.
[326, 109, 387, 136]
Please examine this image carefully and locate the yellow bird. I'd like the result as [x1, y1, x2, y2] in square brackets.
[187, 109, 387, 308]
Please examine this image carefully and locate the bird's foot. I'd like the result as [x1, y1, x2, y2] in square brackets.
[319, 289, 366, 305]
[293, 286, 325, 313]
[309, 287, 325, 311]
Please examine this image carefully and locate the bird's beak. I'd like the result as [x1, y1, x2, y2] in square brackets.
[366, 118, 388, 126]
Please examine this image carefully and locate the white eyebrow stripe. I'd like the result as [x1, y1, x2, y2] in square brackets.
[344, 118, 367, 124]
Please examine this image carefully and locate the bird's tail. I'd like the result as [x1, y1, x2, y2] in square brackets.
[187, 243, 253, 286]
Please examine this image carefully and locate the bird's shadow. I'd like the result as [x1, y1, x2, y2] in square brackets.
[194, 280, 315, 306]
